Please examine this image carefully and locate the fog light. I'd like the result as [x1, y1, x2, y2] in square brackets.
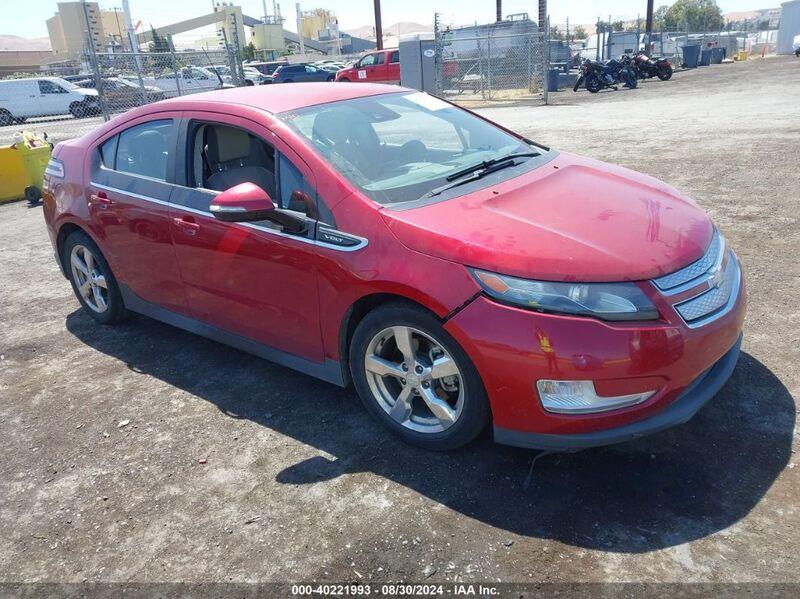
[536, 380, 655, 414]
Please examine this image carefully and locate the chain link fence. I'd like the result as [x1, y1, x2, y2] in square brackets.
[435, 29, 549, 106]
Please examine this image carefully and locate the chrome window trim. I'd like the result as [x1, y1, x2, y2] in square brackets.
[89, 181, 368, 252]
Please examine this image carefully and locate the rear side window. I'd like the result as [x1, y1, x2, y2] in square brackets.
[114, 119, 174, 181]
[389, 51, 399, 64]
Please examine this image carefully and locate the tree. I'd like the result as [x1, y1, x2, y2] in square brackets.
[243, 41, 256, 61]
[654, 5, 670, 30]
[663, 0, 724, 31]
[549, 26, 564, 41]
[148, 25, 169, 53]
[611, 20, 625, 32]
[573, 25, 587, 40]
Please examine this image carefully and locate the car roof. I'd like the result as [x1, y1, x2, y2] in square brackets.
[159, 82, 409, 114]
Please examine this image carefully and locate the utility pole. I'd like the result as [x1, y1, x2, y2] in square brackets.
[374, 0, 383, 50]
[496, 0, 502, 23]
[645, 0, 654, 56]
[295, 2, 305, 54]
[538, 1, 547, 32]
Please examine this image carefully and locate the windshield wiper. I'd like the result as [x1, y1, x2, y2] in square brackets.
[443, 151, 540, 183]
[424, 156, 529, 199]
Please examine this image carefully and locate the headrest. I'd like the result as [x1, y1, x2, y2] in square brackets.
[311, 109, 353, 148]
[205, 126, 251, 164]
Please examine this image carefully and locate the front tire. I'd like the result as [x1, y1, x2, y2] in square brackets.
[63, 231, 127, 324]
[69, 102, 87, 119]
[573, 75, 584, 92]
[350, 302, 489, 451]
[657, 65, 673, 80]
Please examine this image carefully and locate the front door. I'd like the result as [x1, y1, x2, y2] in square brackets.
[87, 114, 187, 314]
[168, 113, 324, 362]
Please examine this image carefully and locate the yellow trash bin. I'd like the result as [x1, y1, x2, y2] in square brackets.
[736, 50, 748, 62]
[0, 131, 53, 204]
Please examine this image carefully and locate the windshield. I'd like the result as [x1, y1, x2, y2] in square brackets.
[57, 78, 79, 90]
[278, 92, 531, 205]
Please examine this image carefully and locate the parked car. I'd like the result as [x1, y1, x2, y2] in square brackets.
[335, 49, 400, 83]
[271, 63, 335, 83]
[143, 66, 228, 97]
[208, 65, 267, 86]
[0, 77, 100, 125]
[75, 77, 165, 108]
[42, 84, 745, 452]
[244, 60, 289, 76]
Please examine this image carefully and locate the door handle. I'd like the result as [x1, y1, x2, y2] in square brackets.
[90, 190, 113, 209]
[173, 216, 200, 235]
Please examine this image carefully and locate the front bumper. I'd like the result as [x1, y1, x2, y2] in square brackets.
[442, 263, 746, 446]
[494, 334, 741, 451]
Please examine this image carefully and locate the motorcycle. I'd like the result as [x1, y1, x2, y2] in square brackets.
[632, 52, 674, 80]
[573, 59, 637, 93]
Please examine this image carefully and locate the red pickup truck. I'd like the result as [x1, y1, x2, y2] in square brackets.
[335, 49, 400, 84]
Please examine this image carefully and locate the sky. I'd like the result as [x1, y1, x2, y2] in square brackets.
[12, 0, 775, 39]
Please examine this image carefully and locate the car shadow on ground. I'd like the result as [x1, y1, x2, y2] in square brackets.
[66, 309, 795, 554]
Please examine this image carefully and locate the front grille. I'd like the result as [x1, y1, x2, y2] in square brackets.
[651, 230, 741, 328]
[674, 255, 740, 325]
[653, 231, 723, 293]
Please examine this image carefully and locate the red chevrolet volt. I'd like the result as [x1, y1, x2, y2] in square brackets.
[42, 83, 745, 451]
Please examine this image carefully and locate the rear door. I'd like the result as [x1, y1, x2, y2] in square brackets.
[167, 112, 325, 361]
[87, 113, 187, 314]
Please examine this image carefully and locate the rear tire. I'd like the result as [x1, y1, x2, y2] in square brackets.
[657, 65, 673, 81]
[62, 231, 128, 325]
[349, 302, 489, 451]
[0, 109, 13, 126]
[326, 75, 335, 82]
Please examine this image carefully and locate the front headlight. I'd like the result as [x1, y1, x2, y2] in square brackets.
[470, 269, 659, 321]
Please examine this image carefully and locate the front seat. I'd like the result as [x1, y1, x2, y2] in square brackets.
[204, 126, 276, 198]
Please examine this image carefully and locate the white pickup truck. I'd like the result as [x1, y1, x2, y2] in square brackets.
[143, 66, 230, 98]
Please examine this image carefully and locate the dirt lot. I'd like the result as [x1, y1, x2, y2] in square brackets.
[0, 56, 798, 586]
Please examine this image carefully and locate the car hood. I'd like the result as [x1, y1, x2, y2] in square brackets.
[380, 152, 713, 282]
[76, 87, 98, 97]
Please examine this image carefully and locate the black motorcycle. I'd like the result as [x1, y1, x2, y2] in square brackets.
[573, 59, 637, 93]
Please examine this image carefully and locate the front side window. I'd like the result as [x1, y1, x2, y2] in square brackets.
[115, 119, 174, 180]
[39, 80, 67, 94]
[189, 123, 276, 200]
[359, 54, 377, 67]
[305, 65, 318, 73]
[280, 92, 530, 205]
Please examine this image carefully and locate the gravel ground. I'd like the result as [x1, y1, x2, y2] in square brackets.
[0, 56, 798, 586]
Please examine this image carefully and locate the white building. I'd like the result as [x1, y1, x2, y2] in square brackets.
[777, 0, 800, 54]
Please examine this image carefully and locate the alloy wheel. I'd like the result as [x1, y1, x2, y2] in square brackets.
[70, 244, 109, 313]
[364, 326, 464, 434]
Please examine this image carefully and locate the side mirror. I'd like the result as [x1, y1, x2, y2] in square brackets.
[210, 182, 276, 222]
[210, 182, 307, 234]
